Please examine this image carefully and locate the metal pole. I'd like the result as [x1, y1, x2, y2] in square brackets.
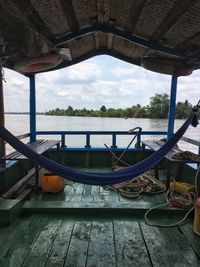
[167, 75, 178, 139]
[0, 66, 5, 162]
[30, 74, 36, 142]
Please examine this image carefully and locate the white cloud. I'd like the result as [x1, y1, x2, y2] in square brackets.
[2, 56, 200, 112]
[3, 69, 29, 112]
[111, 67, 138, 77]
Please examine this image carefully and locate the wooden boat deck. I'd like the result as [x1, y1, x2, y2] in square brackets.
[0, 213, 200, 266]
[0, 179, 200, 266]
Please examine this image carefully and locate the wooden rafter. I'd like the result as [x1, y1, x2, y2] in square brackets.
[14, 0, 53, 40]
[127, 0, 146, 33]
[97, 0, 110, 24]
[151, 0, 197, 41]
[60, 0, 79, 32]
[177, 31, 200, 50]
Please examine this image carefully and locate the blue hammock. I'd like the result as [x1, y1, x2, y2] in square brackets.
[0, 113, 198, 185]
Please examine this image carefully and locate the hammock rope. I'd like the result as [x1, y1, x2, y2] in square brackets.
[0, 113, 198, 186]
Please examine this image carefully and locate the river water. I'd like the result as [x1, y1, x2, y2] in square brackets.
[4, 115, 200, 154]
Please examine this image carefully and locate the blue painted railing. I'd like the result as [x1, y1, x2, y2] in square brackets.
[35, 130, 167, 149]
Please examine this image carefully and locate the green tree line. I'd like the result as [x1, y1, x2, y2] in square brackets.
[45, 93, 193, 119]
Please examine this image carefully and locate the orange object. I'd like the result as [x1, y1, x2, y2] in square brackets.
[14, 53, 62, 73]
[194, 197, 200, 236]
[40, 173, 65, 193]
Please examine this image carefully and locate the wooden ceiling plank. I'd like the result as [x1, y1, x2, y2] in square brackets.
[59, 0, 79, 31]
[13, 0, 53, 40]
[177, 31, 200, 50]
[127, 0, 146, 33]
[151, 0, 197, 41]
[97, 0, 110, 24]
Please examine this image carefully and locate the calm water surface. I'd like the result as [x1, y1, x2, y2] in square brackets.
[5, 115, 200, 153]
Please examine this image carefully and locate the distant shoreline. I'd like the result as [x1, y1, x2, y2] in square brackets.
[5, 112, 44, 115]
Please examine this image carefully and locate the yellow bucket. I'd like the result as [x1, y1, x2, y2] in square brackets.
[194, 197, 200, 236]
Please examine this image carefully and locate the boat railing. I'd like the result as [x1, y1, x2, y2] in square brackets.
[181, 136, 200, 155]
[34, 130, 167, 149]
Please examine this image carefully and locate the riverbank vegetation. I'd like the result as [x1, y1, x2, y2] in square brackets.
[45, 93, 193, 119]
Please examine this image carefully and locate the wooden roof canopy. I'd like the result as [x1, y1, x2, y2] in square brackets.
[1, 0, 200, 76]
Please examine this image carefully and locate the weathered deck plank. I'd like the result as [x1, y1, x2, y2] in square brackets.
[81, 195, 94, 202]
[93, 195, 105, 202]
[82, 184, 92, 196]
[0, 213, 199, 267]
[179, 220, 200, 258]
[44, 217, 75, 267]
[22, 217, 62, 267]
[113, 219, 151, 267]
[91, 185, 100, 196]
[0, 215, 47, 266]
[86, 219, 116, 267]
[140, 220, 200, 266]
[64, 220, 91, 267]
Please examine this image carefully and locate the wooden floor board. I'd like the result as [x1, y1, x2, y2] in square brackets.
[104, 195, 120, 202]
[86, 219, 116, 267]
[73, 183, 84, 195]
[81, 195, 94, 202]
[22, 217, 62, 267]
[93, 195, 105, 202]
[91, 185, 100, 196]
[113, 219, 152, 267]
[64, 220, 91, 267]
[1, 164, 199, 267]
[0, 215, 47, 267]
[140, 220, 200, 266]
[179, 221, 200, 258]
[82, 185, 92, 196]
[0, 212, 199, 267]
[44, 218, 75, 267]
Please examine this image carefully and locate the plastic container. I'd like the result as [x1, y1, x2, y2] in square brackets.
[194, 197, 200, 236]
[40, 173, 65, 193]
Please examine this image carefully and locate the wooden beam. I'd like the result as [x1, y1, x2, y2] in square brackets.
[177, 31, 200, 49]
[0, 66, 5, 161]
[97, 0, 110, 24]
[94, 32, 100, 49]
[127, 0, 146, 33]
[14, 0, 53, 40]
[151, 0, 197, 41]
[60, 0, 79, 31]
[1, 168, 35, 199]
[107, 34, 114, 50]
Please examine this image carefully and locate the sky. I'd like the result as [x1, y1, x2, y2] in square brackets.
[3, 55, 200, 112]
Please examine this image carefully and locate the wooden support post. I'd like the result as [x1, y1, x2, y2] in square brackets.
[0, 66, 5, 164]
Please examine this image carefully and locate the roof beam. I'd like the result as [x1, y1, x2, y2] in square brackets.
[38, 49, 140, 74]
[59, 0, 79, 31]
[3, 59, 31, 77]
[177, 31, 200, 50]
[94, 32, 100, 49]
[107, 34, 114, 49]
[55, 25, 196, 59]
[151, 0, 197, 41]
[127, 0, 146, 33]
[97, 0, 110, 24]
[14, 0, 53, 40]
